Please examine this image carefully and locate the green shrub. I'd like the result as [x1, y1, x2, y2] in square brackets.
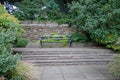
[13, 0, 71, 24]
[0, 5, 25, 39]
[107, 44, 120, 51]
[68, 0, 120, 50]
[109, 55, 120, 79]
[15, 38, 29, 48]
[14, 0, 61, 21]
[106, 37, 120, 51]
[72, 33, 88, 42]
[0, 47, 21, 80]
[90, 28, 119, 44]
[14, 0, 43, 20]
[0, 4, 24, 79]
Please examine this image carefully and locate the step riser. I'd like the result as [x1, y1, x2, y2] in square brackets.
[23, 59, 113, 63]
[21, 52, 114, 55]
[21, 54, 115, 57]
[22, 54, 115, 60]
[24, 61, 112, 66]
[22, 54, 115, 57]
[33, 63, 108, 66]
[22, 58, 111, 60]
[22, 56, 114, 60]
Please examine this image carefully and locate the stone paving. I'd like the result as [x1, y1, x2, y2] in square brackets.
[18, 42, 113, 80]
[37, 65, 110, 80]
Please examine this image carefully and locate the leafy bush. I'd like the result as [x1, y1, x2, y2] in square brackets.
[106, 37, 120, 51]
[0, 50, 21, 79]
[15, 38, 29, 48]
[109, 55, 120, 79]
[0, 4, 24, 79]
[68, 0, 120, 50]
[72, 33, 88, 42]
[14, 0, 43, 20]
[90, 28, 119, 44]
[38, 0, 60, 20]
[0, 6, 24, 38]
[0, 4, 40, 80]
[13, 0, 71, 24]
[14, 0, 61, 20]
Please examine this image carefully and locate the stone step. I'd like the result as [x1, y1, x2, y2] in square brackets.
[13, 48, 115, 53]
[21, 53, 116, 56]
[13, 48, 117, 66]
[22, 57, 114, 60]
[14, 48, 116, 55]
[21, 51, 113, 55]
[22, 54, 116, 60]
[23, 59, 113, 66]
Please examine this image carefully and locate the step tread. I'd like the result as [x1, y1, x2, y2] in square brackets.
[23, 59, 113, 62]
[13, 48, 115, 52]
[21, 54, 116, 56]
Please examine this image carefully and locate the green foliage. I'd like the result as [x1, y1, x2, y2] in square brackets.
[14, 0, 61, 21]
[72, 33, 88, 42]
[0, 6, 24, 38]
[90, 28, 118, 44]
[0, 4, 24, 79]
[109, 55, 120, 79]
[15, 38, 29, 48]
[0, 49, 20, 78]
[69, 0, 120, 50]
[0, 5, 7, 13]
[107, 44, 120, 51]
[38, 0, 60, 20]
[14, 0, 43, 20]
[13, 0, 71, 24]
[0, 29, 21, 79]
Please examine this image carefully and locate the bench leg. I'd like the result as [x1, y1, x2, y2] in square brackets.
[40, 40, 43, 48]
[69, 42, 72, 47]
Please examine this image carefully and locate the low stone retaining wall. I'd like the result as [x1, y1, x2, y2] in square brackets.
[21, 21, 75, 41]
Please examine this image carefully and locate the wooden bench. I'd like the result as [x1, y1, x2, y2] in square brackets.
[39, 35, 73, 48]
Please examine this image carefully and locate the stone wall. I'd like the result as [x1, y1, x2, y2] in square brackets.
[21, 22, 75, 41]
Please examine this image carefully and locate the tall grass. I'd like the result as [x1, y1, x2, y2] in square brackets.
[11, 61, 40, 80]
